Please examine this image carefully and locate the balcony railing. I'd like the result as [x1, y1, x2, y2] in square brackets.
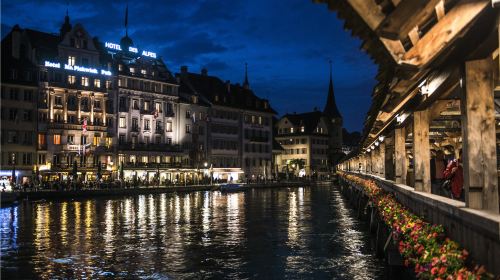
[122, 162, 184, 169]
[48, 122, 107, 132]
[118, 143, 184, 153]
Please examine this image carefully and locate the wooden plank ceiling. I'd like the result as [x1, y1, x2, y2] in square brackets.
[313, 0, 493, 151]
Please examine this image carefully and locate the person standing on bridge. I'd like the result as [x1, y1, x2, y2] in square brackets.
[443, 150, 464, 201]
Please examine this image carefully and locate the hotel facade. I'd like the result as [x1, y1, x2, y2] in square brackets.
[0, 13, 276, 184]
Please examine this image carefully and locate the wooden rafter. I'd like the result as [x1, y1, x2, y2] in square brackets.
[346, 0, 385, 31]
[402, 0, 490, 67]
[377, 0, 442, 41]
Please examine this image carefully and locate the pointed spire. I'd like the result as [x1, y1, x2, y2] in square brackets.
[124, 4, 128, 36]
[243, 62, 250, 89]
[323, 59, 342, 119]
[60, 1, 72, 39]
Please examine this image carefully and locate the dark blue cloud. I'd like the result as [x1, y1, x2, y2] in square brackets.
[1, 0, 377, 132]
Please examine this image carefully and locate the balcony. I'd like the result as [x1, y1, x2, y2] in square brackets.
[131, 126, 139, 132]
[155, 128, 163, 134]
[119, 106, 128, 112]
[249, 136, 269, 143]
[48, 122, 107, 132]
[118, 143, 183, 153]
[122, 162, 183, 169]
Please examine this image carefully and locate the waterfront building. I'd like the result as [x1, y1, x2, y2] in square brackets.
[0, 25, 39, 186]
[1, 14, 116, 182]
[177, 66, 276, 181]
[275, 67, 343, 177]
[0, 12, 276, 184]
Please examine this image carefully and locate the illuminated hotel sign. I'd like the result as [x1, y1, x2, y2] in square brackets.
[104, 41, 157, 58]
[44, 61, 112, 76]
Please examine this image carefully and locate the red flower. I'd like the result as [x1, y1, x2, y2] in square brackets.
[431, 267, 439, 275]
[439, 267, 447, 275]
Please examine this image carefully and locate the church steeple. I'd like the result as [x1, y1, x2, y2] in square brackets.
[323, 60, 342, 119]
[243, 62, 250, 89]
[59, 4, 72, 39]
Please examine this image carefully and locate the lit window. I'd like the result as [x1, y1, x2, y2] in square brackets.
[155, 102, 161, 112]
[105, 137, 112, 148]
[144, 101, 150, 111]
[141, 69, 147, 75]
[68, 56, 76, 66]
[118, 79, 122, 87]
[290, 127, 294, 133]
[130, 67, 135, 73]
[68, 75, 76, 84]
[81, 77, 89, 86]
[93, 135, 100, 146]
[119, 117, 126, 128]
[166, 121, 172, 132]
[106, 80, 111, 89]
[258, 116, 262, 125]
[300, 126, 305, 132]
[94, 79, 101, 88]
[53, 134, 61, 145]
[118, 64, 123, 71]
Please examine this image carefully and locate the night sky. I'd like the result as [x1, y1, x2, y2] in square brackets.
[1, 0, 378, 132]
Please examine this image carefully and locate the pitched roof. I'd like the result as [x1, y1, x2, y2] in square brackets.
[177, 71, 276, 114]
[282, 111, 327, 134]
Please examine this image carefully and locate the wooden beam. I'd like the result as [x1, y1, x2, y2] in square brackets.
[379, 142, 386, 178]
[435, 0, 446, 20]
[377, 0, 442, 40]
[402, 0, 490, 67]
[408, 26, 420, 46]
[347, 0, 385, 30]
[413, 109, 431, 193]
[380, 37, 406, 62]
[462, 58, 499, 213]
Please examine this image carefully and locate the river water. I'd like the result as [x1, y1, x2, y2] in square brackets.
[1, 185, 388, 279]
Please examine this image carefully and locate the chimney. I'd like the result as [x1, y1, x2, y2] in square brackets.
[201, 68, 208, 76]
[180, 65, 188, 73]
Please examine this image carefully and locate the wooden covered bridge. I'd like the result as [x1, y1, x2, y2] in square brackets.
[314, 0, 500, 276]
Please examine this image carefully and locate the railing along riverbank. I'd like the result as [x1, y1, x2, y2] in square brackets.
[0, 180, 334, 204]
[338, 171, 499, 279]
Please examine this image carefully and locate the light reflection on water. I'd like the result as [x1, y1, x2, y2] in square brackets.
[1, 186, 388, 279]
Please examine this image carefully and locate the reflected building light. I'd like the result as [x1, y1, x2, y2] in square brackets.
[60, 202, 68, 245]
[160, 194, 167, 224]
[84, 201, 93, 238]
[124, 199, 132, 226]
[202, 192, 210, 237]
[148, 195, 155, 226]
[104, 200, 114, 254]
[287, 192, 298, 246]
[183, 194, 191, 223]
[138, 195, 146, 228]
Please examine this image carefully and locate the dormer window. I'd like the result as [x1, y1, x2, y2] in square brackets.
[68, 56, 76, 66]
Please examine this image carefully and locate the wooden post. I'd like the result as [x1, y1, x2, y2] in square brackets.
[394, 127, 407, 184]
[379, 142, 386, 179]
[413, 110, 431, 192]
[462, 59, 499, 213]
